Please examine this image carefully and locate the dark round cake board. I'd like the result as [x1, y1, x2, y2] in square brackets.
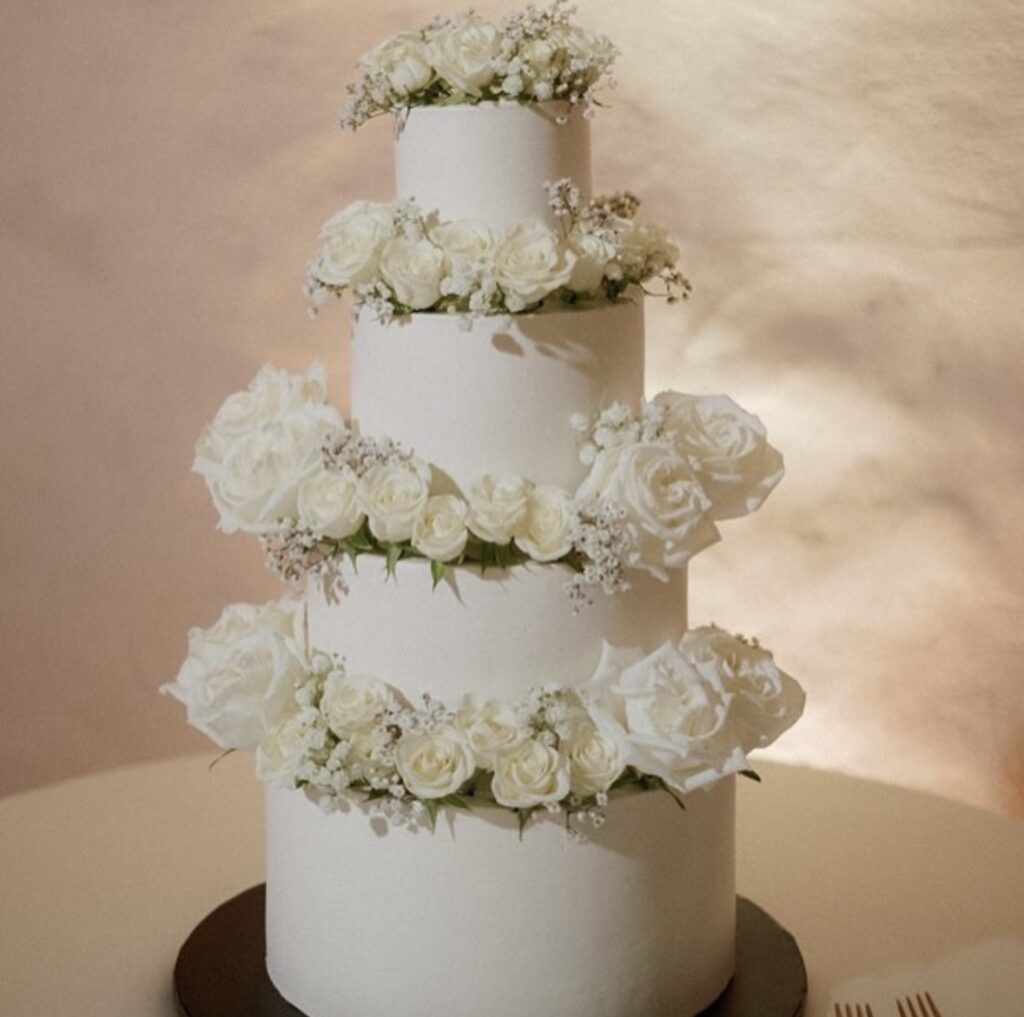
[173, 884, 806, 1017]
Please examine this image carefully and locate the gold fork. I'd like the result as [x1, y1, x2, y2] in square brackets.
[897, 993, 943, 1017]
[834, 1005, 874, 1017]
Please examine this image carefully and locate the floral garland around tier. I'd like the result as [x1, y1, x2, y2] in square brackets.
[193, 364, 785, 608]
[340, 2, 618, 132]
[304, 181, 689, 320]
[160, 597, 805, 834]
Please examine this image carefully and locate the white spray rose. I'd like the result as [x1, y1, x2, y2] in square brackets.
[255, 713, 307, 787]
[315, 202, 395, 287]
[575, 442, 720, 579]
[615, 220, 680, 277]
[563, 714, 626, 797]
[357, 456, 432, 544]
[161, 599, 307, 751]
[321, 671, 399, 736]
[678, 626, 804, 751]
[429, 219, 496, 273]
[412, 494, 469, 562]
[456, 695, 527, 770]
[425, 17, 500, 96]
[585, 641, 747, 796]
[395, 725, 476, 799]
[467, 473, 531, 545]
[379, 237, 445, 310]
[347, 727, 397, 785]
[491, 739, 570, 808]
[296, 465, 364, 539]
[567, 230, 616, 294]
[652, 392, 784, 520]
[493, 218, 576, 309]
[514, 485, 573, 561]
[360, 32, 433, 95]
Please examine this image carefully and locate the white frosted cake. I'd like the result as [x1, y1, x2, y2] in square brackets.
[164, 6, 805, 1017]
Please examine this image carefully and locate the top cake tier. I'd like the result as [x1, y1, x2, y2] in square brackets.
[394, 101, 591, 228]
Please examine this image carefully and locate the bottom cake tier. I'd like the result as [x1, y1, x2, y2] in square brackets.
[265, 776, 736, 1017]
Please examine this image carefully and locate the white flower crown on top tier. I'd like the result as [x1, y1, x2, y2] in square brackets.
[160, 596, 804, 833]
[340, 2, 617, 132]
[305, 181, 689, 320]
[193, 364, 784, 608]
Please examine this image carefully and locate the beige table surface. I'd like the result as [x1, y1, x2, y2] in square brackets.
[0, 754, 1021, 1017]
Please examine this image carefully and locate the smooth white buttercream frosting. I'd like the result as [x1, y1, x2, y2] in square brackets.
[266, 777, 735, 1017]
[351, 298, 645, 492]
[394, 101, 591, 226]
[306, 556, 685, 703]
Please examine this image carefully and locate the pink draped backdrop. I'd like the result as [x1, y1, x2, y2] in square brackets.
[2, 0, 1022, 815]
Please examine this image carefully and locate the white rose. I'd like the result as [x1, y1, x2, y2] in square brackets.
[456, 695, 527, 770]
[563, 714, 626, 797]
[519, 38, 556, 71]
[347, 727, 397, 785]
[429, 219, 496, 273]
[395, 724, 476, 799]
[567, 230, 616, 294]
[426, 17, 500, 97]
[194, 364, 331, 467]
[314, 202, 395, 288]
[653, 392, 785, 521]
[491, 739, 569, 808]
[468, 473, 531, 545]
[379, 237, 445, 310]
[321, 671, 398, 736]
[256, 713, 307, 786]
[574, 441, 720, 579]
[585, 641, 746, 796]
[360, 32, 433, 95]
[412, 494, 469, 562]
[357, 457, 432, 544]
[679, 626, 804, 751]
[615, 220, 680, 277]
[551, 25, 618, 81]
[514, 485, 573, 562]
[493, 218, 576, 308]
[200, 408, 343, 534]
[194, 362, 337, 468]
[161, 599, 307, 751]
[296, 465, 364, 539]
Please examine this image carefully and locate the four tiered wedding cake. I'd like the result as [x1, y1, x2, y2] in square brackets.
[164, 5, 805, 1016]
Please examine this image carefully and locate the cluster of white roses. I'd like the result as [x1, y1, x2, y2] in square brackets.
[162, 598, 805, 827]
[340, 2, 617, 132]
[571, 391, 786, 582]
[195, 364, 785, 597]
[304, 184, 684, 319]
[193, 364, 576, 580]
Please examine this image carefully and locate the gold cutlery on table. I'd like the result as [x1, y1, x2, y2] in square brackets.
[897, 992, 943, 1017]
[833, 1005, 874, 1017]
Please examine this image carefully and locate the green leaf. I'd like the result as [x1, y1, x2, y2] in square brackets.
[437, 793, 473, 812]
[424, 798, 440, 829]
[385, 543, 403, 579]
[361, 787, 392, 803]
[740, 769, 762, 783]
[516, 806, 538, 839]
[430, 559, 449, 590]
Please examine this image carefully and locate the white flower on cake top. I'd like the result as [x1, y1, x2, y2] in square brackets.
[340, 2, 618, 131]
